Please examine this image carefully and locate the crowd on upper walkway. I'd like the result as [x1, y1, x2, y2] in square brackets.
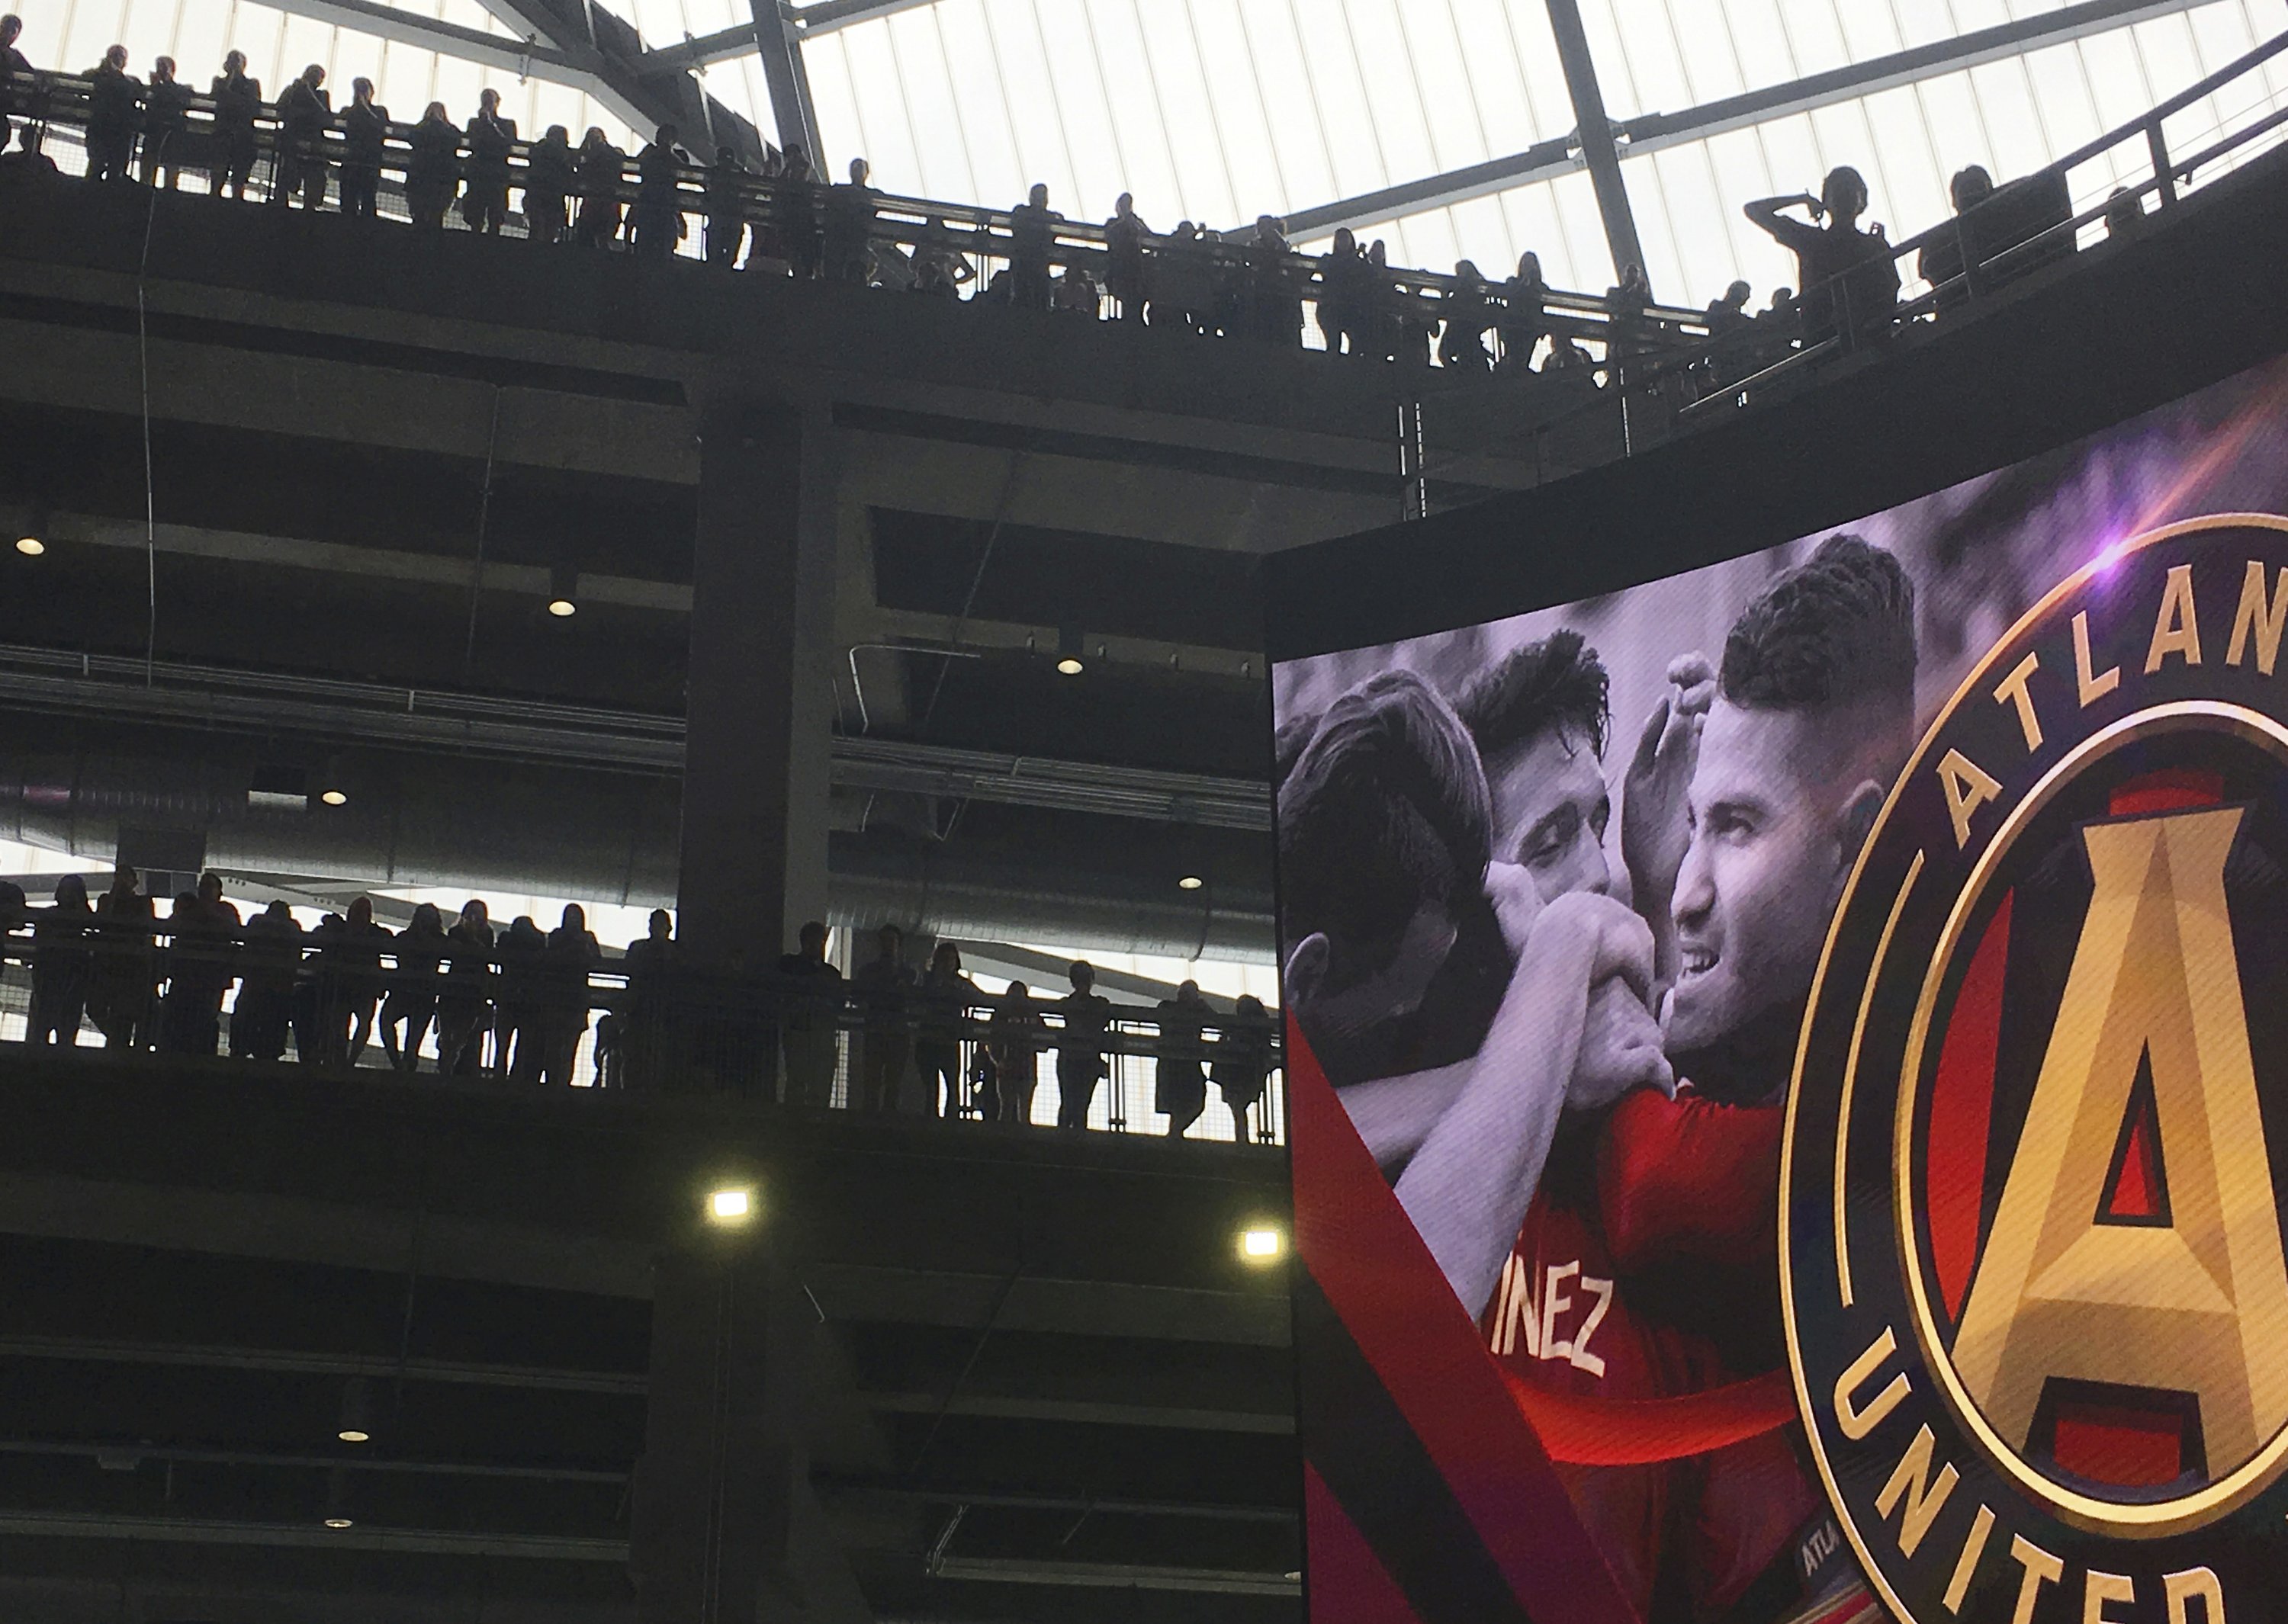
[0, 21, 1808, 387]
[0, 864, 1282, 1141]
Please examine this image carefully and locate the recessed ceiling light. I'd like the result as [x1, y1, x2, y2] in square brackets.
[15, 536, 43, 557]
[1055, 656, 1084, 676]
[337, 1428, 370, 1444]
[1177, 875, 1204, 891]
[320, 788, 349, 807]
[708, 1186, 754, 1224]
[323, 1516, 355, 1529]
[547, 597, 577, 617]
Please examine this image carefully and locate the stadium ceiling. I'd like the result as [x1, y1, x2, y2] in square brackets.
[69, 0, 2288, 303]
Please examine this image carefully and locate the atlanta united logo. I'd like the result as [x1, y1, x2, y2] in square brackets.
[1785, 514, 2288, 1624]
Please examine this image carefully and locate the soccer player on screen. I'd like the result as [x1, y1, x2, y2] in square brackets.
[1609, 534, 1918, 1619]
[1278, 666, 1667, 1317]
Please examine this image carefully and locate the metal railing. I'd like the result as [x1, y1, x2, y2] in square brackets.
[0, 913, 1286, 1146]
[0, 65, 1707, 370]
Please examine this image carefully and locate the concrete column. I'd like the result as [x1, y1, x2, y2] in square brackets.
[678, 400, 837, 966]
[630, 1239, 872, 1624]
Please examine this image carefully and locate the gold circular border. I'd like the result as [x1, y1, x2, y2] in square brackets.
[1781, 511, 2288, 1616]
[1894, 701, 2288, 1536]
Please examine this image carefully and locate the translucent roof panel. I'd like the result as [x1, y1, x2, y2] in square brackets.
[18, 0, 641, 147]
[1299, 0, 2288, 306]
[801, 0, 1583, 227]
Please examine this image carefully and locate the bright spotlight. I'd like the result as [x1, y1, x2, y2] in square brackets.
[1239, 1226, 1284, 1263]
[708, 1186, 754, 1224]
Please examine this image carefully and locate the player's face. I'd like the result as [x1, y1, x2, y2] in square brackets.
[1667, 701, 1844, 1051]
[1486, 727, 1611, 903]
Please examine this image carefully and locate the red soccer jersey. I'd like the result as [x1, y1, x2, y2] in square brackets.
[1481, 1187, 1679, 1619]
[1596, 1084, 1824, 1620]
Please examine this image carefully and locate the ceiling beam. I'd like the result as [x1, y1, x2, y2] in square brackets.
[1285, 0, 2216, 241]
[642, 21, 762, 75]
[754, 0, 824, 158]
[1544, 0, 1647, 289]
[255, 0, 582, 83]
[468, 0, 773, 164]
[787, 0, 947, 38]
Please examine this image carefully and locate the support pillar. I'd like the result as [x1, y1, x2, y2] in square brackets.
[678, 400, 837, 966]
[630, 1237, 873, 1622]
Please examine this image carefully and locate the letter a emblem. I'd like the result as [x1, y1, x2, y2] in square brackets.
[1951, 806, 2288, 1475]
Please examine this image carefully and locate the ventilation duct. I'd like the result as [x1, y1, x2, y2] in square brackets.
[0, 750, 1273, 960]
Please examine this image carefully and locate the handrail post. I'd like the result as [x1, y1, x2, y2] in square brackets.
[2148, 122, 2178, 205]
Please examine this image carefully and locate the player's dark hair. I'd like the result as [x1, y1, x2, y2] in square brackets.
[1277, 670, 1489, 988]
[1721, 534, 1917, 715]
[1454, 627, 1611, 765]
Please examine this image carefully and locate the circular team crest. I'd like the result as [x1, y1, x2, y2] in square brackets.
[1785, 514, 2288, 1624]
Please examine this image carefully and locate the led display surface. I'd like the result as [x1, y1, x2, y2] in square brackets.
[1271, 354, 2288, 1624]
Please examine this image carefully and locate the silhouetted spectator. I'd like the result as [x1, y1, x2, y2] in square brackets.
[1497, 250, 1547, 369]
[435, 899, 495, 1074]
[1213, 993, 1274, 1142]
[824, 156, 877, 283]
[2105, 185, 2145, 240]
[1248, 215, 1302, 345]
[1104, 192, 1150, 319]
[210, 51, 262, 201]
[619, 907, 676, 1088]
[1702, 277, 1753, 385]
[83, 46, 137, 184]
[776, 144, 821, 276]
[140, 56, 190, 188]
[524, 124, 573, 245]
[540, 903, 600, 1086]
[1920, 164, 1995, 311]
[850, 923, 914, 1112]
[1544, 333, 1596, 376]
[291, 910, 339, 1061]
[910, 216, 972, 297]
[1148, 220, 1214, 332]
[88, 865, 156, 1049]
[461, 88, 515, 233]
[406, 102, 460, 230]
[273, 64, 330, 209]
[338, 78, 387, 220]
[0, 14, 30, 145]
[1052, 264, 1100, 316]
[776, 919, 842, 1108]
[378, 901, 446, 1070]
[495, 914, 546, 1080]
[914, 942, 976, 1118]
[1316, 226, 1367, 355]
[1154, 980, 1210, 1137]
[988, 980, 1044, 1124]
[572, 127, 624, 247]
[1744, 165, 1898, 348]
[703, 144, 748, 267]
[1365, 239, 1399, 361]
[1008, 182, 1058, 310]
[0, 120, 56, 180]
[631, 124, 683, 259]
[29, 873, 92, 1047]
[1605, 261, 1651, 359]
[1054, 960, 1112, 1129]
[1437, 259, 1494, 371]
[321, 895, 391, 1067]
[231, 900, 300, 1061]
[159, 872, 238, 1057]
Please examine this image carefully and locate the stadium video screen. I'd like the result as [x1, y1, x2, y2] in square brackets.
[1271, 353, 2288, 1624]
